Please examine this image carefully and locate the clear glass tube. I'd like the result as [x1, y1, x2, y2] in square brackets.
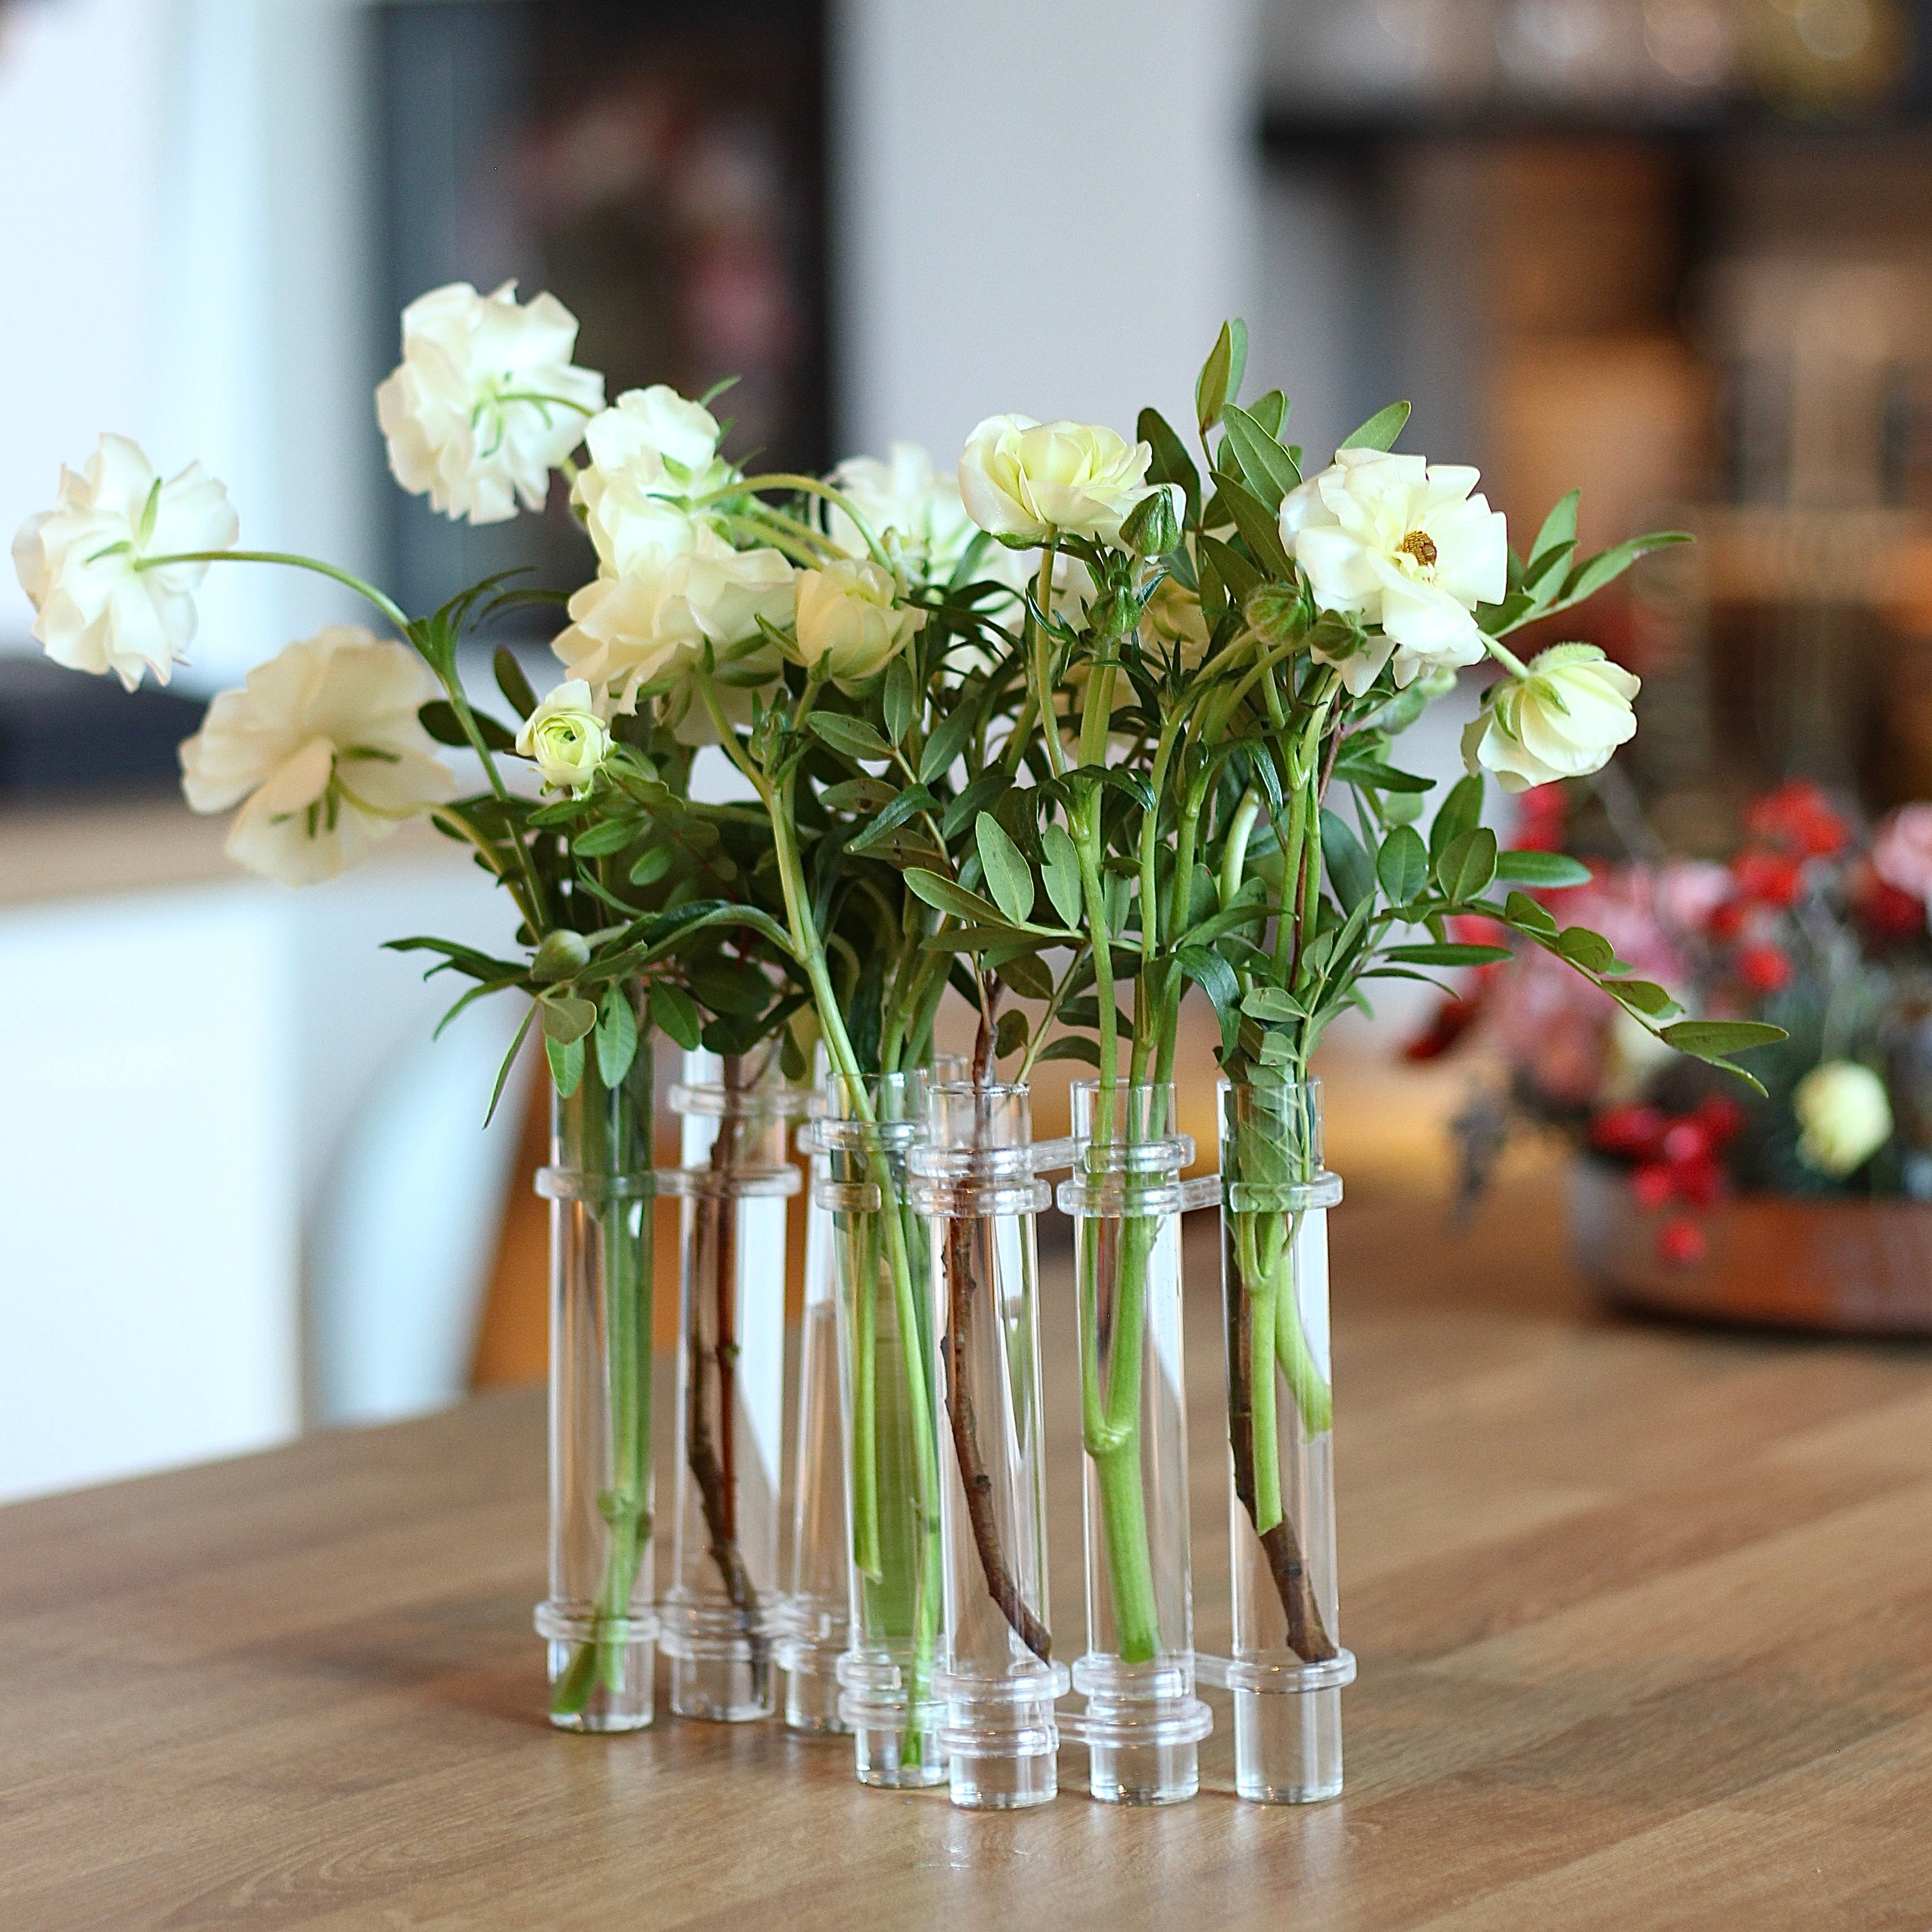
[779, 1137, 849, 1734]
[660, 1047, 802, 1722]
[534, 1038, 657, 1732]
[816, 1068, 947, 1788]
[1218, 1074, 1354, 1802]
[1057, 1080, 1213, 1804]
[911, 1082, 1067, 1811]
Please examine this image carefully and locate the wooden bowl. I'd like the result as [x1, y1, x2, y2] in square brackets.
[1567, 1156, 1932, 1336]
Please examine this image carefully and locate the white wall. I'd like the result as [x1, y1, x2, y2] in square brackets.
[831, 0, 1262, 464]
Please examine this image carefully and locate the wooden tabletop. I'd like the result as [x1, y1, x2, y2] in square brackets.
[7, 1165, 1932, 1929]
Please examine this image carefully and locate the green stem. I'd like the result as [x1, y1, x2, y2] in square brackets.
[136, 548, 412, 634]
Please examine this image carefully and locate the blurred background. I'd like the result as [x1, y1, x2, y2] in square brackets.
[5, 0, 1932, 1499]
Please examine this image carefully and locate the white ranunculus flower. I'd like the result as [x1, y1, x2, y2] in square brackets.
[1280, 447, 1507, 694]
[516, 679, 610, 795]
[1794, 1060, 1893, 1177]
[1461, 643, 1640, 793]
[795, 559, 925, 687]
[826, 444, 977, 580]
[13, 435, 238, 690]
[375, 280, 604, 525]
[575, 386, 736, 575]
[179, 627, 455, 887]
[553, 529, 793, 739]
[957, 414, 1156, 546]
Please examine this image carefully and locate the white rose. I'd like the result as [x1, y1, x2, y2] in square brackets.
[553, 529, 793, 739]
[1794, 1060, 1892, 1177]
[1280, 447, 1507, 694]
[12, 434, 238, 690]
[794, 559, 925, 686]
[375, 281, 604, 525]
[957, 414, 1156, 546]
[826, 444, 976, 580]
[515, 679, 610, 795]
[179, 627, 455, 887]
[1461, 643, 1640, 793]
[575, 386, 735, 574]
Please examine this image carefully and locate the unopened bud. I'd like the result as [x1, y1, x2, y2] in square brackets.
[532, 928, 592, 983]
[1244, 583, 1308, 646]
[1121, 484, 1181, 559]
[1085, 587, 1141, 641]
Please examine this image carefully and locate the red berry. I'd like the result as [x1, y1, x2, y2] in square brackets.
[1591, 1104, 1667, 1159]
[1736, 943, 1792, 996]
[1733, 849, 1803, 908]
[1657, 1218, 1708, 1267]
[1661, 1119, 1711, 1167]
[1694, 1096, 1747, 1145]
[1707, 897, 1747, 941]
[1674, 1155, 1726, 1207]
[1632, 1163, 1677, 1210]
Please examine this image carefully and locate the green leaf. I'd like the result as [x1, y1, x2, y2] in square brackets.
[1138, 406, 1201, 524]
[992, 950, 1054, 1002]
[648, 979, 704, 1051]
[493, 647, 539, 720]
[976, 812, 1036, 926]
[1437, 825, 1498, 904]
[1504, 890, 1557, 934]
[544, 1032, 585, 1098]
[847, 784, 939, 853]
[1493, 849, 1591, 887]
[1219, 403, 1300, 512]
[594, 986, 639, 1087]
[1527, 490, 1579, 575]
[483, 1003, 537, 1129]
[942, 770, 1010, 841]
[1200, 532, 1263, 603]
[1609, 979, 1679, 1018]
[1341, 400, 1411, 452]
[1660, 1019, 1787, 1057]
[904, 867, 1014, 930]
[1195, 318, 1247, 434]
[807, 712, 896, 764]
[1241, 986, 1306, 1022]
[1211, 472, 1294, 580]
[540, 994, 598, 1044]
[918, 703, 976, 783]
[573, 818, 641, 858]
[994, 1008, 1030, 1060]
[1040, 823, 1083, 929]
[1177, 944, 1244, 1058]
[1384, 942, 1513, 967]
[1320, 807, 1375, 915]
[1428, 774, 1485, 866]
[627, 845, 673, 889]
[1376, 824, 1429, 904]
[422, 699, 517, 752]
[1557, 530, 1693, 608]
[1332, 753, 1436, 795]
[1033, 1035, 1102, 1067]
[821, 775, 899, 812]
[1556, 925, 1616, 974]
[882, 655, 916, 746]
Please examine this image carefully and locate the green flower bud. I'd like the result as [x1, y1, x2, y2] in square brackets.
[1120, 484, 1181, 559]
[532, 928, 592, 983]
[1244, 582, 1308, 646]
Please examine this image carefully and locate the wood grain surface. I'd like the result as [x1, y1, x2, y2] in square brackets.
[6, 1165, 1932, 1930]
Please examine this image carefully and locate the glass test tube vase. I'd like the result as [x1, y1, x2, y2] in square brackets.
[816, 1068, 948, 1788]
[1058, 1080, 1216, 1803]
[909, 1080, 1069, 1810]
[1216, 1074, 1355, 1802]
[657, 1048, 804, 1722]
[534, 1035, 657, 1732]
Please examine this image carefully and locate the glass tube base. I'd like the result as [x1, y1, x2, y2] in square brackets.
[537, 1603, 657, 1733]
[1066, 1655, 1212, 1805]
[839, 1654, 947, 1788]
[936, 1665, 1069, 1811]
[1233, 1683, 1342, 1803]
[782, 1652, 848, 1733]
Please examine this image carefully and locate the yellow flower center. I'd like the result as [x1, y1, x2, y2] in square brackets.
[1397, 529, 1438, 570]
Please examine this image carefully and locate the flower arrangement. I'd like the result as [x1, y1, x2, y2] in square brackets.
[15, 284, 1784, 1763]
[1424, 778, 1932, 1264]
